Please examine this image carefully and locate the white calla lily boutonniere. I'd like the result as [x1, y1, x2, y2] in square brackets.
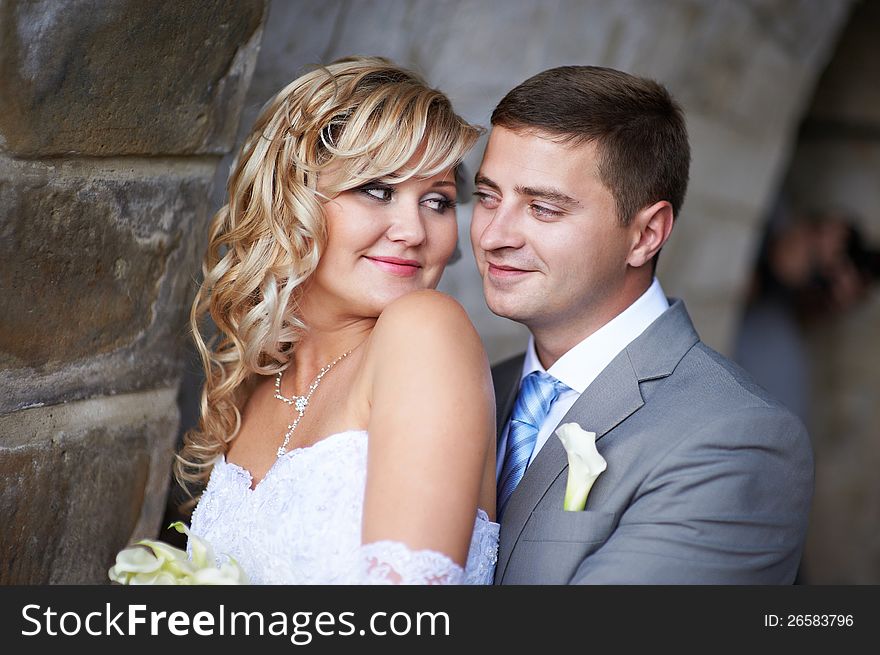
[555, 422, 607, 511]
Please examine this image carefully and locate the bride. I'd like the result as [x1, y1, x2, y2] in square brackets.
[175, 56, 498, 584]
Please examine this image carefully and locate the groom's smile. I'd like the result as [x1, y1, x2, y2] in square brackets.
[470, 126, 633, 341]
[486, 260, 537, 280]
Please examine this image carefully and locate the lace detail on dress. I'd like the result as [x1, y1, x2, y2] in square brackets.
[466, 509, 500, 585]
[352, 541, 464, 585]
[189, 430, 499, 585]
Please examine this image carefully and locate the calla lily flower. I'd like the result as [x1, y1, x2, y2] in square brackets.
[169, 521, 215, 569]
[108, 522, 248, 585]
[555, 422, 607, 511]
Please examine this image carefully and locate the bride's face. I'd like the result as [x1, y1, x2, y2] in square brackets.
[306, 168, 459, 320]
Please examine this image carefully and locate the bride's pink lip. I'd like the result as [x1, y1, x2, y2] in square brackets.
[366, 256, 421, 277]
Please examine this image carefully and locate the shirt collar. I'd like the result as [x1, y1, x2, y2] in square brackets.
[521, 277, 670, 393]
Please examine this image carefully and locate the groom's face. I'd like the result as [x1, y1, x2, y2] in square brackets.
[470, 126, 633, 333]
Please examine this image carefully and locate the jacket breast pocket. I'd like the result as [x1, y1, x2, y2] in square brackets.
[505, 509, 618, 584]
[521, 509, 617, 544]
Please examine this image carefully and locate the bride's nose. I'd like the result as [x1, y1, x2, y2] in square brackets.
[385, 202, 426, 246]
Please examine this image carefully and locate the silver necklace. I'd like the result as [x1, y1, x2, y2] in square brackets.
[274, 349, 352, 457]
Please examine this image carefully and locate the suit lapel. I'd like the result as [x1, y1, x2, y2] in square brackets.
[494, 298, 700, 582]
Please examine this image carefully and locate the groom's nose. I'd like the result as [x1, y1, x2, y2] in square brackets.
[474, 204, 524, 253]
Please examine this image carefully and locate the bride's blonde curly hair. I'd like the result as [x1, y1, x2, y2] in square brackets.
[175, 56, 480, 490]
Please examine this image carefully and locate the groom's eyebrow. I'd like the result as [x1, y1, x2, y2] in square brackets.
[514, 185, 581, 208]
[474, 174, 500, 191]
[474, 174, 580, 208]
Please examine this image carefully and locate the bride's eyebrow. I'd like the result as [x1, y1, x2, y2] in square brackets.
[428, 180, 456, 190]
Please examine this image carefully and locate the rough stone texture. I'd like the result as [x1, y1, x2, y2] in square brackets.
[777, 0, 880, 584]
[0, 0, 266, 585]
[0, 388, 179, 584]
[0, 0, 265, 156]
[0, 156, 215, 414]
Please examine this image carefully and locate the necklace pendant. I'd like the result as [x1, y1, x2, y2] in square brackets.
[272, 346, 355, 459]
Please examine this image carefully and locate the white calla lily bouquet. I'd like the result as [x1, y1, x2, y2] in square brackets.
[108, 522, 248, 585]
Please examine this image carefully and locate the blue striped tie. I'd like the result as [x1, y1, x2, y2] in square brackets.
[497, 371, 569, 520]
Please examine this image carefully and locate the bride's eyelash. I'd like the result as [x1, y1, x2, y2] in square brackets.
[355, 183, 456, 213]
[356, 183, 394, 202]
[420, 195, 457, 214]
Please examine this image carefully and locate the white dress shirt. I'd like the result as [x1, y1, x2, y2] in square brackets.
[496, 278, 670, 480]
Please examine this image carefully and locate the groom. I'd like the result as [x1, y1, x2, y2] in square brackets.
[471, 66, 814, 584]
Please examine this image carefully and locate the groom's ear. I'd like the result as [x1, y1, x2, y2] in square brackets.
[625, 200, 674, 269]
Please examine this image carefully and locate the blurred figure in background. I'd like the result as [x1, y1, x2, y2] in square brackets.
[735, 208, 880, 424]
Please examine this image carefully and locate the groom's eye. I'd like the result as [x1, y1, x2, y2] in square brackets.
[473, 191, 500, 209]
[531, 203, 563, 218]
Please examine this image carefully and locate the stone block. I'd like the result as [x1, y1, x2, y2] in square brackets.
[0, 157, 214, 413]
[685, 113, 790, 217]
[665, 0, 849, 134]
[659, 192, 760, 299]
[0, 388, 179, 584]
[0, 0, 265, 156]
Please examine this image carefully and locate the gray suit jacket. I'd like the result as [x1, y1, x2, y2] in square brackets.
[493, 299, 814, 584]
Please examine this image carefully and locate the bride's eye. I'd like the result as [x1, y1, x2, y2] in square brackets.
[358, 184, 394, 202]
[421, 194, 457, 214]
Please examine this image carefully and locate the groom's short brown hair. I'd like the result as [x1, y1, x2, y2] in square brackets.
[491, 66, 690, 226]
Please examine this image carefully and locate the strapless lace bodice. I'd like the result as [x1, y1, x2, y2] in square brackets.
[189, 430, 499, 584]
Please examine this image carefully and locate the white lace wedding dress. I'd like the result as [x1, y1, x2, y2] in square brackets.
[189, 430, 499, 584]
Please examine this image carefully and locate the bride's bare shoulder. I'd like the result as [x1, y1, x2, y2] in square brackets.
[364, 292, 493, 450]
[377, 289, 470, 322]
[370, 290, 484, 361]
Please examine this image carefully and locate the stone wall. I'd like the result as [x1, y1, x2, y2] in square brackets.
[0, 0, 266, 583]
